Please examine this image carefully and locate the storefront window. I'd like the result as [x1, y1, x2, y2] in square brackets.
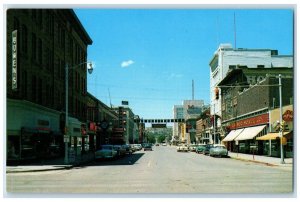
[21, 131, 36, 159]
[7, 135, 20, 160]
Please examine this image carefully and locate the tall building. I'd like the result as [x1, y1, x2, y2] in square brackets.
[208, 44, 293, 143]
[209, 43, 293, 117]
[6, 9, 92, 161]
[172, 100, 205, 144]
[172, 105, 184, 144]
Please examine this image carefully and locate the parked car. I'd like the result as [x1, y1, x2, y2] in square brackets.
[95, 145, 118, 160]
[113, 145, 127, 157]
[143, 143, 153, 151]
[162, 143, 167, 146]
[122, 144, 133, 154]
[203, 144, 214, 155]
[133, 144, 142, 151]
[177, 144, 189, 152]
[188, 144, 197, 152]
[195, 144, 206, 154]
[209, 144, 228, 157]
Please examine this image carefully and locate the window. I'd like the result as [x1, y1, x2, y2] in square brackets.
[31, 33, 36, 61]
[233, 96, 238, 106]
[69, 38, 73, 60]
[21, 25, 27, 53]
[23, 71, 27, 98]
[37, 10, 42, 28]
[38, 38, 42, 64]
[14, 17, 19, 30]
[31, 9, 37, 21]
[38, 78, 42, 104]
[32, 75, 36, 102]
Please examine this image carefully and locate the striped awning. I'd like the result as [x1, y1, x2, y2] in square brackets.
[222, 128, 244, 142]
[235, 125, 266, 141]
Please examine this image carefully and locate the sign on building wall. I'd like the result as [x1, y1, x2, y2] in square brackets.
[229, 113, 269, 130]
[12, 30, 18, 90]
[269, 105, 293, 132]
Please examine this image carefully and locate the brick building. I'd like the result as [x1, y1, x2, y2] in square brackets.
[219, 67, 293, 157]
[6, 9, 92, 161]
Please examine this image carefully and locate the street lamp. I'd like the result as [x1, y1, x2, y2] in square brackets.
[64, 61, 93, 164]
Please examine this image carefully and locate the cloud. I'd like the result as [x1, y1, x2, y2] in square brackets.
[121, 60, 134, 68]
[168, 73, 183, 80]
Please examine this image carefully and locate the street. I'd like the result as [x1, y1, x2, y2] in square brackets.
[6, 145, 293, 194]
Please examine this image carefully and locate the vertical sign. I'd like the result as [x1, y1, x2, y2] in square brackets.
[12, 30, 18, 90]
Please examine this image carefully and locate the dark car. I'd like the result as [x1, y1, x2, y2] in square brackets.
[144, 144, 153, 151]
[122, 144, 133, 154]
[203, 144, 213, 155]
[196, 144, 206, 154]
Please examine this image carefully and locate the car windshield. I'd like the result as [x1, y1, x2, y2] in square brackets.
[102, 145, 112, 150]
[215, 146, 225, 149]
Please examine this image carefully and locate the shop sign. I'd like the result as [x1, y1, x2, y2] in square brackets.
[283, 110, 293, 122]
[229, 113, 269, 129]
[12, 30, 18, 90]
[89, 122, 96, 131]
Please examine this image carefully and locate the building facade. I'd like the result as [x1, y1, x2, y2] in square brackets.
[6, 9, 92, 161]
[172, 105, 184, 145]
[209, 44, 293, 118]
[219, 68, 293, 157]
[208, 44, 293, 146]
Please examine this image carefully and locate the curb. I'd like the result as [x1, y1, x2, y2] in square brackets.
[229, 156, 278, 166]
[229, 156, 292, 167]
[6, 165, 74, 173]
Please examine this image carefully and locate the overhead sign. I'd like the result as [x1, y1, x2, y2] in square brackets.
[122, 101, 129, 105]
[12, 30, 18, 90]
[152, 124, 166, 128]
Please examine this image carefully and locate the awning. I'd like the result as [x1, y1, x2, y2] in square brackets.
[235, 125, 266, 141]
[256, 132, 290, 140]
[222, 128, 244, 142]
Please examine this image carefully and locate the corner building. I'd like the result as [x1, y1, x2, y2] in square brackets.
[6, 9, 92, 161]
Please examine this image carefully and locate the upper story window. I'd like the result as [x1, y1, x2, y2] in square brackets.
[210, 55, 219, 73]
[21, 25, 28, 53]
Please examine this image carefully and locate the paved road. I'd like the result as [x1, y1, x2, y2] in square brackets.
[5, 146, 293, 195]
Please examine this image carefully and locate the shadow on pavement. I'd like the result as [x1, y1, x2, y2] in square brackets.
[91, 153, 145, 166]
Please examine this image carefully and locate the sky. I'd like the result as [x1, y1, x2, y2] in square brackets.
[74, 8, 294, 120]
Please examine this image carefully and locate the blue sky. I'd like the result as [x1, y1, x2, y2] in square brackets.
[74, 8, 293, 120]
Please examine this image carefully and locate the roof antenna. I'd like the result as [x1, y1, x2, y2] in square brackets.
[192, 79, 194, 100]
[234, 12, 237, 49]
[108, 88, 112, 108]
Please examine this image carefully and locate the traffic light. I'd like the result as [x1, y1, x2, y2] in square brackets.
[215, 87, 219, 100]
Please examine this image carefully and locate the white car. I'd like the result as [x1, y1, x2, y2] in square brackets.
[177, 145, 189, 152]
[95, 145, 118, 160]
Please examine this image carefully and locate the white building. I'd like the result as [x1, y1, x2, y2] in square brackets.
[172, 105, 184, 143]
[209, 43, 293, 118]
[172, 100, 205, 144]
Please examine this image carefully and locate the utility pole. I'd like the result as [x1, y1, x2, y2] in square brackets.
[192, 79, 194, 100]
[279, 74, 285, 164]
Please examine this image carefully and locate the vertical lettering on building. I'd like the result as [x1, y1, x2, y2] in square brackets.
[12, 30, 18, 90]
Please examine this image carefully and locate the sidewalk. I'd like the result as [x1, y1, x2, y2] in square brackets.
[6, 152, 94, 173]
[228, 151, 293, 167]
